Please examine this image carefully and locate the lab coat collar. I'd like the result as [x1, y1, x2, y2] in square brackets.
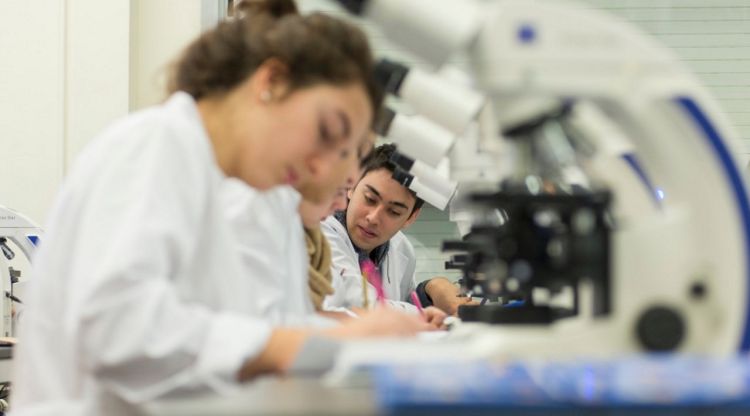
[165, 91, 224, 178]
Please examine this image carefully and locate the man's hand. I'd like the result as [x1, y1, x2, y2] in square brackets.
[425, 277, 479, 316]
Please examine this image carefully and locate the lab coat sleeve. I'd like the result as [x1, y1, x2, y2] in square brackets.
[70, 126, 270, 403]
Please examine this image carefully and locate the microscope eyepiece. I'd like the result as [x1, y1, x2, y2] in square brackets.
[374, 59, 409, 95]
[333, 0, 368, 15]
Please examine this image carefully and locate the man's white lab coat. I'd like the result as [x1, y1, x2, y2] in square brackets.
[321, 216, 418, 313]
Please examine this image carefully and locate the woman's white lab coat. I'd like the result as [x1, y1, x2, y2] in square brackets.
[321, 216, 418, 312]
[12, 93, 272, 416]
[221, 180, 334, 326]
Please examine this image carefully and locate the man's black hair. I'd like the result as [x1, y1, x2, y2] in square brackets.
[359, 143, 424, 215]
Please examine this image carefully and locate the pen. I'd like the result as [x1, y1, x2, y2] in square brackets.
[410, 291, 424, 315]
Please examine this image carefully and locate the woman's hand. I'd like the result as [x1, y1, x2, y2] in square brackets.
[421, 306, 447, 330]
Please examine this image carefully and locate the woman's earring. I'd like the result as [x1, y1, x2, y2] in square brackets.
[260, 90, 272, 103]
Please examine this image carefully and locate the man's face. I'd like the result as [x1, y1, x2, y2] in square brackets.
[346, 168, 420, 252]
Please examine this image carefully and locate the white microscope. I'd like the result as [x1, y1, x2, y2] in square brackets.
[332, 0, 750, 361]
[0, 205, 42, 338]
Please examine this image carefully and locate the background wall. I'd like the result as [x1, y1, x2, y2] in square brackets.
[1, 1, 67, 225]
[129, 0, 227, 110]
[0, 0, 219, 225]
[586, 0, 750, 161]
[65, 0, 131, 181]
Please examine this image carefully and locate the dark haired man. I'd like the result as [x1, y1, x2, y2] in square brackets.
[322, 144, 470, 315]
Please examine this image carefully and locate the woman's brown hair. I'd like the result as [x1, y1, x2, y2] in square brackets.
[168, 0, 382, 113]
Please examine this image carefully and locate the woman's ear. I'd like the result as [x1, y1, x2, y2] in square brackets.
[250, 58, 290, 103]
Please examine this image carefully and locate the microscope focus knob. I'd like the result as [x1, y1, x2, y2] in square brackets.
[635, 306, 685, 352]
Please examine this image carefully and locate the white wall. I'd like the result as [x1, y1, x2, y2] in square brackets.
[0, 1, 66, 225]
[130, 0, 207, 110]
[0, 0, 216, 225]
[0, 0, 130, 225]
[65, 0, 131, 177]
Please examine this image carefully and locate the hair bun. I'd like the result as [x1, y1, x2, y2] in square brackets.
[235, 0, 298, 19]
